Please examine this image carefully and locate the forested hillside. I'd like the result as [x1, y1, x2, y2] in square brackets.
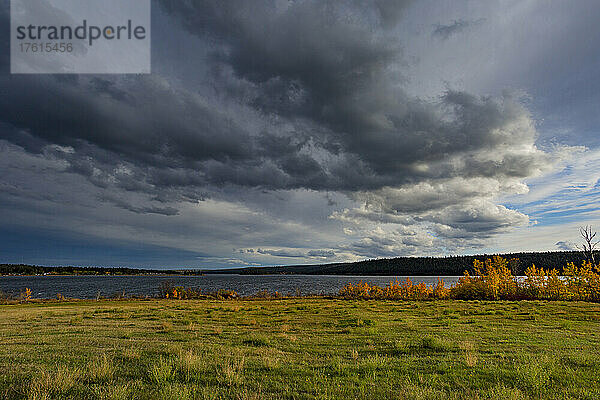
[1, 251, 591, 276]
[0, 264, 200, 276]
[206, 251, 589, 276]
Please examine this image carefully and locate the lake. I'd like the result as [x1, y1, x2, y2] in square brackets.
[0, 275, 461, 299]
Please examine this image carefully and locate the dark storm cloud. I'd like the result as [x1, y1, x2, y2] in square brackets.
[432, 18, 485, 40]
[99, 194, 180, 216]
[0, 1, 569, 260]
[374, 0, 412, 28]
[158, 0, 403, 137]
[0, 2, 546, 188]
[0, 62, 549, 198]
[0, 75, 254, 165]
[157, 1, 549, 184]
[0, 2, 7, 70]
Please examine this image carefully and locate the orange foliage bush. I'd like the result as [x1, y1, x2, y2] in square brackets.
[161, 284, 238, 300]
[157, 257, 600, 302]
[338, 278, 448, 300]
[450, 256, 518, 300]
[338, 256, 600, 302]
[523, 261, 600, 301]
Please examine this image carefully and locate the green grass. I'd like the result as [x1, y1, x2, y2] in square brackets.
[1, 299, 600, 399]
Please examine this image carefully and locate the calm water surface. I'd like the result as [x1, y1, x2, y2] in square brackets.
[0, 275, 461, 299]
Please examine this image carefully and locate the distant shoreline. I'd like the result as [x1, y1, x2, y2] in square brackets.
[1, 251, 591, 276]
[0, 273, 204, 277]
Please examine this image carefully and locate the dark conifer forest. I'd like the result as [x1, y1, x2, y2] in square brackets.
[2, 251, 590, 276]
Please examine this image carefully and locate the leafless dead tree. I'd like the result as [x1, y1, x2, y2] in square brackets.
[577, 225, 599, 265]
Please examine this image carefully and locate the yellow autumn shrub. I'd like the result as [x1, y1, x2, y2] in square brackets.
[449, 256, 518, 300]
[338, 256, 600, 302]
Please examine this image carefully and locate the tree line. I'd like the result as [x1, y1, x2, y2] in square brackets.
[208, 251, 589, 276]
[0, 264, 203, 276]
[1, 251, 592, 276]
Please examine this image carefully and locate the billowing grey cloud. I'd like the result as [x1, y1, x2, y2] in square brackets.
[340, 226, 435, 258]
[0, 1, 582, 264]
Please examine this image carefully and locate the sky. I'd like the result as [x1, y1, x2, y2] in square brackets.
[2, 0, 600, 269]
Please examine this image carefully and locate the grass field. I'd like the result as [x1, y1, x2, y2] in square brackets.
[1, 299, 600, 399]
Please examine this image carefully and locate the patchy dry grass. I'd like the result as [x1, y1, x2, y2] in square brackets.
[1, 299, 600, 399]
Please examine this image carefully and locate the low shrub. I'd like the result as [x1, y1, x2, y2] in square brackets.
[155, 257, 600, 302]
[338, 278, 448, 300]
[339, 256, 600, 302]
[159, 281, 238, 300]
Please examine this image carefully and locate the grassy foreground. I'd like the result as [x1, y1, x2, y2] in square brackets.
[1, 299, 600, 399]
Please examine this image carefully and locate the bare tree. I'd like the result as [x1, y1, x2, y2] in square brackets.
[577, 225, 599, 265]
